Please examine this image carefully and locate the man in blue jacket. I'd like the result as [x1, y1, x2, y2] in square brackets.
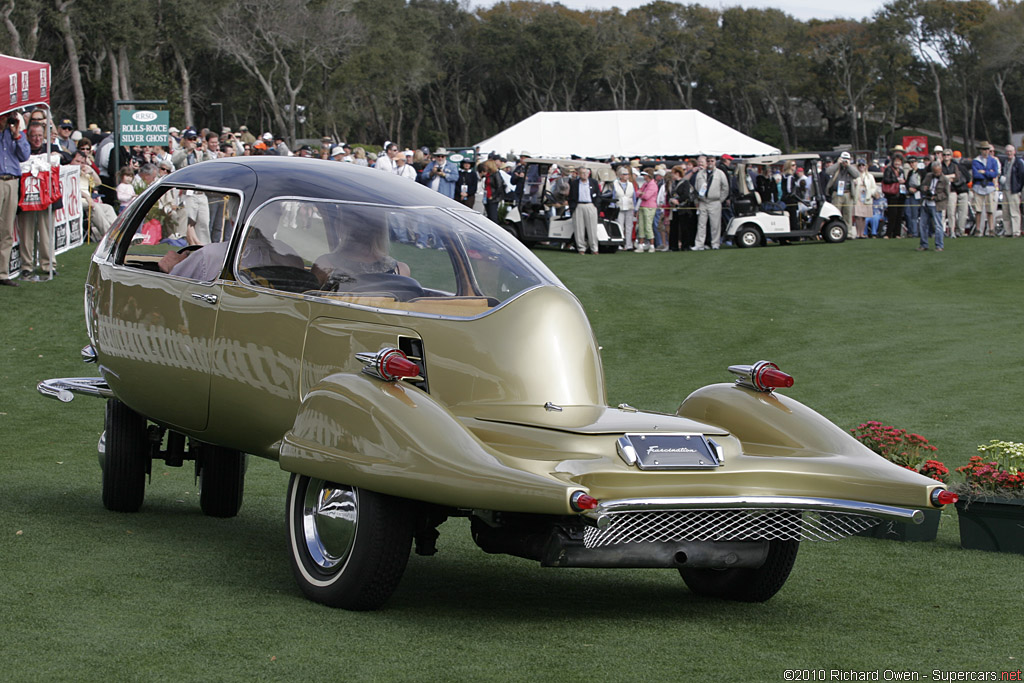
[971, 141, 1000, 236]
[418, 147, 459, 199]
[1001, 144, 1024, 237]
[1, 111, 31, 286]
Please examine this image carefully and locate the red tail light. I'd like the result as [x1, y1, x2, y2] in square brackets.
[382, 352, 420, 380]
[755, 364, 794, 390]
[356, 348, 421, 382]
[931, 489, 959, 506]
[570, 491, 599, 511]
[728, 360, 794, 392]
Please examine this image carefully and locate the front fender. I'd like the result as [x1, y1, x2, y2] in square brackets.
[278, 373, 576, 514]
[677, 383, 943, 508]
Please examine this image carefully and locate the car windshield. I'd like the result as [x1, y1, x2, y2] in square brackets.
[234, 200, 563, 318]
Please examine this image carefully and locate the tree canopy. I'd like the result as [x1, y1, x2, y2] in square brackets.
[3, 0, 1020, 153]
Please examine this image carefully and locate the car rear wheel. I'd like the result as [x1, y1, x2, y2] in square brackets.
[101, 398, 149, 513]
[198, 444, 247, 518]
[735, 225, 762, 248]
[679, 539, 799, 602]
[286, 474, 413, 610]
[822, 220, 847, 243]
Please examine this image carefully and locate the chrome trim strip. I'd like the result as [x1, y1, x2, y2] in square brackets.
[615, 436, 637, 466]
[81, 345, 97, 363]
[37, 377, 114, 403]
[707, 438, 725, 463]
[581, 496, 925, 528]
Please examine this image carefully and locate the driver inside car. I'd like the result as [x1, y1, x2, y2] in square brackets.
[311, 207, 411, 286]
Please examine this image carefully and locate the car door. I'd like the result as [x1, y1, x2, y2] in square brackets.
[94, 184, 241, 432]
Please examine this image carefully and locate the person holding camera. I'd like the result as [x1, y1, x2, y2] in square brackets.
[418, 148, 458, 199]
[825, 151, 861, 238]
[172, 128, 202, 169]
[1, 111, 31, 286]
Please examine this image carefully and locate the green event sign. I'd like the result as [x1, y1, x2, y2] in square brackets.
[119, 109, 169, 145]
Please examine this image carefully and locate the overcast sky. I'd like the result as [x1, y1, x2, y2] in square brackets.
[470, 0, 889, 22]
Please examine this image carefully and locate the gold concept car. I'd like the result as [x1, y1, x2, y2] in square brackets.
[39, 157, 956, 610]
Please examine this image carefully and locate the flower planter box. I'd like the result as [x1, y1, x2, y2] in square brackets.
[856, 508, 940, 542]
[955, 497, 1024, 555]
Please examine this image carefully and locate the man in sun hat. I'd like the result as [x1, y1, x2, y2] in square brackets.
[826, 151, 861, 236]
[971, 141, 1000, 236]
[419, 147, 458, 199]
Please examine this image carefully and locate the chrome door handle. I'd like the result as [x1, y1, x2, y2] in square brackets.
[190, 293, 218, 304]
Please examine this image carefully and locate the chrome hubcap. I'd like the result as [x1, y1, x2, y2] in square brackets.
[830, 226, 844, 240]
[741, 231, 757, 246]
[301, 479, 358, 571]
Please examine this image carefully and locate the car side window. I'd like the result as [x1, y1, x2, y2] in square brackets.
[238, 201, 463, 299]
[236, 200, 327, 293]
[117, 186, 240, 281]
[234, 200, 546, 318]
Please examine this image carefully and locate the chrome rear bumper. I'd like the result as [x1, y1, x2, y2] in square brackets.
[579, 496, 926, 549]
[583, 496, 925, 527]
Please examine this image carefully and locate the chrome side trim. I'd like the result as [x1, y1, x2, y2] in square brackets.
[190, 292, 219, 304]
[581, 496, 925, 528]
[707, 438, 725, 463]
[37, 377, 114, 403]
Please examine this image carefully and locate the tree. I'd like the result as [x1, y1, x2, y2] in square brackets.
[1, 0, 41, 59]
[864, 6, 922, 150]
[709, 8, 808, 152]
[810, 20, 879, 150]
[919, 0, 992, 150]
[52, 0, 87, 129]
[977, 1, 1024, 139]
[631, 2, 717, 110]
[213, 0, 360, 145]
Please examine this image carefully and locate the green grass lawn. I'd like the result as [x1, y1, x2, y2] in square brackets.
[2, 237, 1022, 681]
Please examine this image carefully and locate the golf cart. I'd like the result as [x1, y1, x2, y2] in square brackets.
[726, 154, 847, 248]
[503, 158, 624, 252]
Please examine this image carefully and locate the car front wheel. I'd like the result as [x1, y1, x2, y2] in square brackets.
[101, 398, 150, 512]
[679, 539, 799, 602]
[286, 474, 413, 610]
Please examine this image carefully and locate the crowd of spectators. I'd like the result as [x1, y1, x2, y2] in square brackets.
[552, 141, 1024, 253]
[4, 106, 1024, 289]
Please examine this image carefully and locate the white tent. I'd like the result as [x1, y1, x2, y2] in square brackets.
[474, 109, 781, 159]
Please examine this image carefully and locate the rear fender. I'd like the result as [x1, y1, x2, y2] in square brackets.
[279, 373, 576, 514]
[677, 383, 942, 508]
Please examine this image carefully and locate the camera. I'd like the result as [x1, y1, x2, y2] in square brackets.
[6, 114, 18, 128]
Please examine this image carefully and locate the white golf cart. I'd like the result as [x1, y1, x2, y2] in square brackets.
[503, 158, 625, 252]
[726, 153, 847, 248]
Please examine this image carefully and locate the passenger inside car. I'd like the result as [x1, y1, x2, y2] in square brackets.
[159, 227, 303, 282]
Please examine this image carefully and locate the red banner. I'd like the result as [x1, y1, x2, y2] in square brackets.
[902, 136, 928, 157]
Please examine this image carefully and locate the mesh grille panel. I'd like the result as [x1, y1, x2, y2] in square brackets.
[584, 509, 880, 548]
